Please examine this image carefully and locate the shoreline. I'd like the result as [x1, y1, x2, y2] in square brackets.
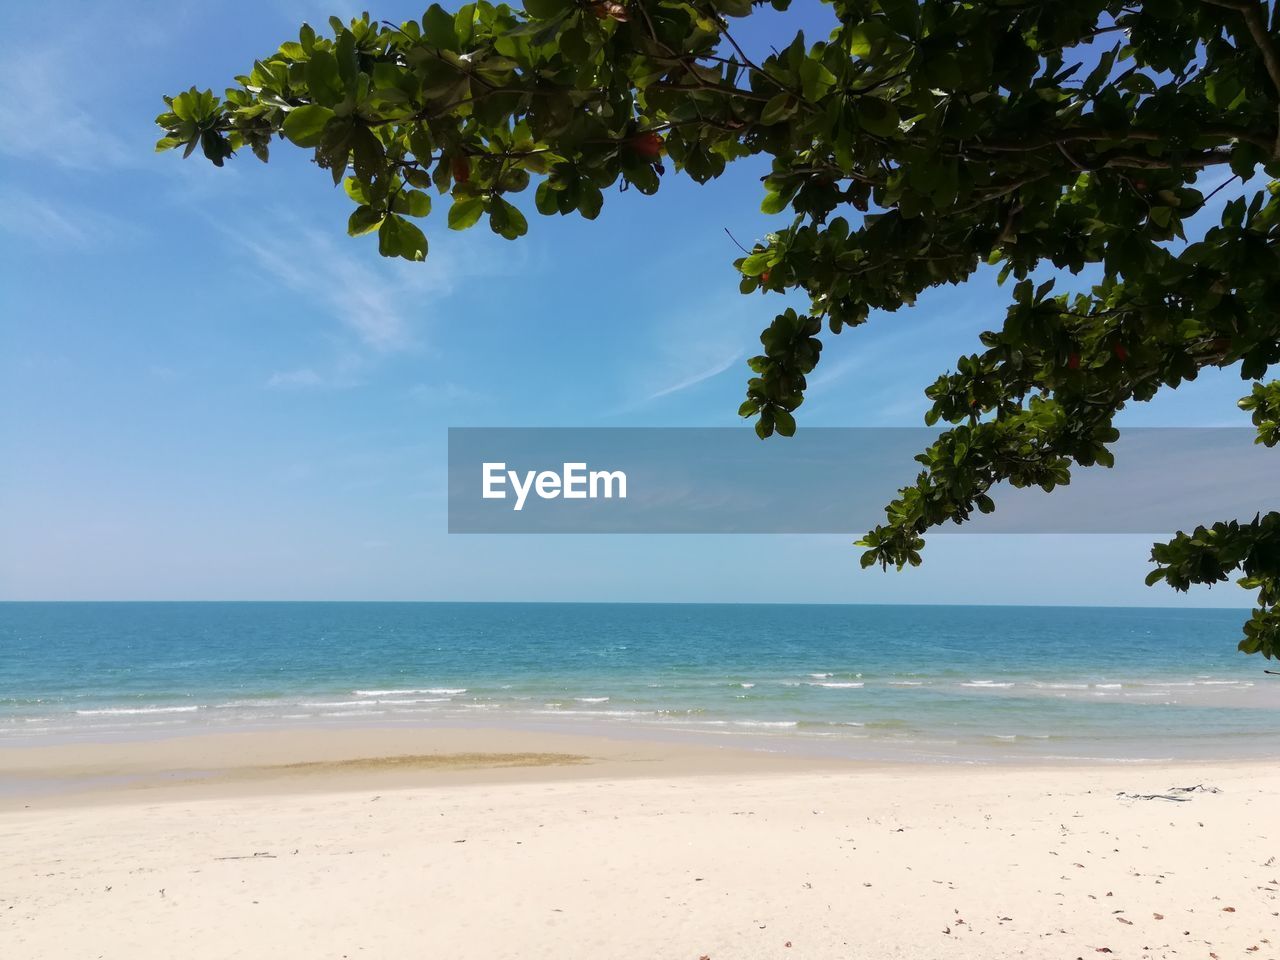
[2, 722, 1275, 809]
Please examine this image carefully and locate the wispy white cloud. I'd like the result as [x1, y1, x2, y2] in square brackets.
[0, 2, 181, 170]
[642, 349, 743, 404]
[608, 343, 744, 417]
[0, 193, 89, 245]
[266, 367, 331, 389]
[265, 343, 368, 390]
[0, 190, 139, 248]
[240, 223, 441, 355]
[407, 381, 488, 407]
[147, 364, 180, 382]
[607, 293, 758, 417]
[804, 351, 865, 393]
[236, 206, 528, 391]
[0, 59, 134, 169]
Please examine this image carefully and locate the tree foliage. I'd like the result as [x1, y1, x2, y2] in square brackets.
[157, 0, 1280, 657]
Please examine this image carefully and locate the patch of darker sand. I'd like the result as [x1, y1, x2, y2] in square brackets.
[267, 752, 591, 775]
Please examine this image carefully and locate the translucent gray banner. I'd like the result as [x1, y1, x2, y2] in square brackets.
[447, 428, 1277, 534]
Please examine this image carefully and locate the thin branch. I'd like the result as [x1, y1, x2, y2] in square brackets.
[1199, 173, 1241, 207]
[724, 227, 750, 254]
[973, 126, 1272, 152]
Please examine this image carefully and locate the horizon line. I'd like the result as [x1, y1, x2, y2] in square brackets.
[0, 598, 1256, 611]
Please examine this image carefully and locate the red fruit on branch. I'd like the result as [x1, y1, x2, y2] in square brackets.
[452, 156, 470, 183]
[1113, 343, 1128, 362]
[1068, 352, 1081, 370]
[628, 131, 664, 160]
[760, 271, 770, 283]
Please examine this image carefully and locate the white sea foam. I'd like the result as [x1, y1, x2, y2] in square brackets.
[1095, 683, 1122, 689]
[810, 681, 864, 689]
[213, 699, 282, 709]
[961, 681, 1014, 688]
[300, 700, 367, 708]
[809, 673, 834, 679]
[353, 688, 465, 696]
[1045, 755, 1173, 764]
[732, 720, 798, 728]
[889, 680, 925, 686]
[739, 682, 756, 689]
[575, 696, 610, 703]
[75, 706, 199, 716]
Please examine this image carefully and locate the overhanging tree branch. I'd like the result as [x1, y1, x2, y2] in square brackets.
[1199, 0, 1280, 155]
[156, 0, 1280, 658]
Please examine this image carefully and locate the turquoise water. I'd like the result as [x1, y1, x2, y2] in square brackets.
[2, 602, 1278, 762]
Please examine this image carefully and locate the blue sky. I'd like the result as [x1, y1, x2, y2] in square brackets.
[0, 0, 1264, 604]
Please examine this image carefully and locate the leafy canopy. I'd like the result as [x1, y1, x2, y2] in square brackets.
[157, 0, 1280, 657]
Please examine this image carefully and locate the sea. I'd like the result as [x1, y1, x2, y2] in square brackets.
[2, 602, 1278, 763]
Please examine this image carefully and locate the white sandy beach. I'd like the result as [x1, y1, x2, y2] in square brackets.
[1, 727, 1276, 959]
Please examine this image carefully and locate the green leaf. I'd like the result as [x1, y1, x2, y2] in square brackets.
[798, 57, 836, 100]
[761, 185, 795, 215]
[761, 93, 795, 125]
[523, 0, 574, 17]
[343, 177, 370, 204]
[534, 181, 560, 216]
[304, 51, 344, 106]
[281, 105, 334, 147]
[395, 190, 432, 217]
[378, 214, 428, 260]
[422, 4, 458, 49]
[404, 167, 433, 189]
[845, 21, 889, 57]
[578, 185, 603, 220]
[488, 197, 528, 239]
[448, 197, 485, 230]
[348, 205, 385, 237]
[856, 98, 899, 137]
[334, 31, 359, 92]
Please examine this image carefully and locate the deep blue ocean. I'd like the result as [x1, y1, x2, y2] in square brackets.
[2, 602, 1278, 762]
